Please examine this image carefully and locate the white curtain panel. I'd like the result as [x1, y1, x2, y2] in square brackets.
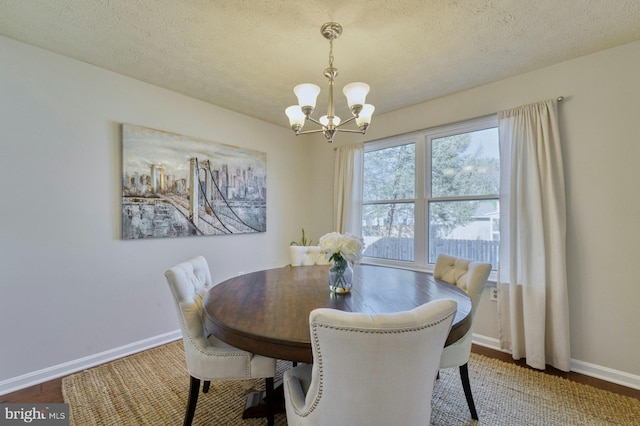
[333, 143, 364, 235]
[497, 99, 571, 371]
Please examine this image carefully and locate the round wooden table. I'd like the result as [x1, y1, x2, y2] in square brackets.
[203, 264, 472, 364]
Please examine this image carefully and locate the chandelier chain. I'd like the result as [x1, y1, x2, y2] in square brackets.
[329, 38, 334, 69]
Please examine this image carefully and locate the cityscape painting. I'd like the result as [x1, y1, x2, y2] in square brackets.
[121, 124, 267, 240]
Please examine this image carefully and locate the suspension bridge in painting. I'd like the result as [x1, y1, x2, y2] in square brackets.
[177, 158, 263, 235]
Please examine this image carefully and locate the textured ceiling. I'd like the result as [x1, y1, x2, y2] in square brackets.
[1, 1, 640, 128]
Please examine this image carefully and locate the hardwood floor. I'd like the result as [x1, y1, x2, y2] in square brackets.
[1, 377, 64, 404]
[2, 345, 639, 403]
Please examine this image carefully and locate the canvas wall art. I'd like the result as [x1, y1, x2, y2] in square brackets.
[122, 124, 266, 240]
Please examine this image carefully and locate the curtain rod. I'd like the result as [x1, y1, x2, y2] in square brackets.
[335, 96, 565, 150]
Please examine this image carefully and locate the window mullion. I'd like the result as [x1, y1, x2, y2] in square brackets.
[414, 133, 427, 268]
[428, 194, 499, 203]
[363, 199, 415, 205]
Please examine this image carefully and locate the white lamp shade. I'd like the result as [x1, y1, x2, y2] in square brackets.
[320, 115, 341, 127]
[285, 105, 306, 128]
[343, 82, 370, 107]
[294, 84, 321, 109]
[356, 104, 375, 126]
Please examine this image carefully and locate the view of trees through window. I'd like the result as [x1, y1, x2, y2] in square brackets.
[429, 128, 500, 267]
[362, 117, 500, 269]
[363, 143, 416, 261]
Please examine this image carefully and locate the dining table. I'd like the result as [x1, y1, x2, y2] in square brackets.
[202, 263, 473, 419]
[203, 263, 472, 363]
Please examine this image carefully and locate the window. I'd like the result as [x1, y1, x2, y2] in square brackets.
[362, 116, 500, 269]
[362, 141, 416, 262]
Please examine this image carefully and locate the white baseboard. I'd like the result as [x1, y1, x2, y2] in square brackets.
[471, 334, 508, 352]
[472, 333, 640, 391]
[571, 359, 640, 391]
[0, 330, 182, 396]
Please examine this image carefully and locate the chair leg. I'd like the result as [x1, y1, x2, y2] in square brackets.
[264, 377, 275, 426]
[459, 363, 478, 420]
[184, 376, 200, 426]
[203, 380, 210, 393]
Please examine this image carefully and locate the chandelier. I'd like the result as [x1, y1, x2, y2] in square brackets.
[285, 22, 374, 143]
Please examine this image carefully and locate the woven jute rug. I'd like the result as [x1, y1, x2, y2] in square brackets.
[62, 340, 640, 425]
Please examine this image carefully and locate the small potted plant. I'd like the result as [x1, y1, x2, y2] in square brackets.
[289, 228, 330, 266]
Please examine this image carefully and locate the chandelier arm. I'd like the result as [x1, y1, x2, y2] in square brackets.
[297, 128, 326, 135]
[306, 116, 325, 127]
[334, 128, 366, 134]
[334, 115, 357, 128]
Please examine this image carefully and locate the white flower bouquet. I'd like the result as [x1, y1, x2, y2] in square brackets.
[319, 232, 364, 293]
[318, 232, 365, 264]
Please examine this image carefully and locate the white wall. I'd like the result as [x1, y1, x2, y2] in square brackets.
[0, 35, 334, 391]
[365, 40, 640, 380]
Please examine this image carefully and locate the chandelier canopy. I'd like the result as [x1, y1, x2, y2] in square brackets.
[285, 22, 374, 143]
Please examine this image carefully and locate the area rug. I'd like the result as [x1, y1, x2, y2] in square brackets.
[62, 341, 640, 425]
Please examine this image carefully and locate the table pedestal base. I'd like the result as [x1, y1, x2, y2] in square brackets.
[242, 380, 285, 419]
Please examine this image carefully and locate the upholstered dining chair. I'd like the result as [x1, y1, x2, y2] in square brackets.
[434, 253, 492, 420]
[164, 256, 277, 426]
[289, 245, 331, 266]
[282, 299, 458, 426]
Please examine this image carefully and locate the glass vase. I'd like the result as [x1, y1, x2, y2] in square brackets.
[328, 257, 353, 293]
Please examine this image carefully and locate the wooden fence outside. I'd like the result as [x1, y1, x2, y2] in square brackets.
[364, 237, 498, 269]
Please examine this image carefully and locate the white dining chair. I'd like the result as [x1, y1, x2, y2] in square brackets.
[289, 245, 331, 266]
[282, 299, 457, 426]
[434, 253, 491, 420]
[164, 256, 277, 426]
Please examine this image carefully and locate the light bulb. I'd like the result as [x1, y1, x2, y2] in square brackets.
[319, 115, 341, 127]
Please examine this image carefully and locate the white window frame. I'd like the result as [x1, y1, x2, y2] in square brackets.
[362, 115, 499, 273]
